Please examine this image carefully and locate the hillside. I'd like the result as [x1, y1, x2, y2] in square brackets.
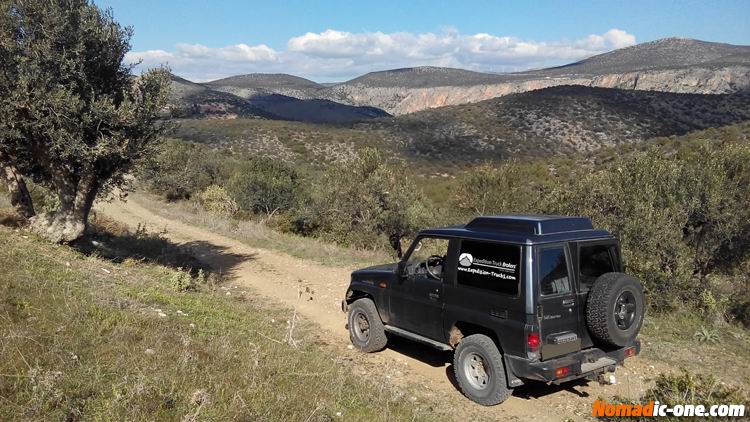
[0, 222, 432, 421]
[368, 86, 750, 161]
[340, 66, 521, 88]
[324, 38, 750, 114]
[172, 85, 750, 171]
[246, 94, 390, 123]
[168, 73, 389, 123]
[204, 73, 325, 99]
[168, 74, 270, 119]
[534, 37, 750, 75]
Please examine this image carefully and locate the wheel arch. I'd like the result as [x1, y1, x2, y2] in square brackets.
[448, 321, 504, 353]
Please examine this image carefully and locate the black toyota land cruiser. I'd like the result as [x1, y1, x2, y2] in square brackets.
[342, 215, 644, 406]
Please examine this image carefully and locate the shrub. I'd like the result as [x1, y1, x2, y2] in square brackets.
[169, 268, 197, 292]
[452, 161, 554, 216]
[643, 370, 747, 416]
[139, 139, 233, 201]
[302, 148, 433, 256]
[225, 158, 300, 217]
[196, 185, 239, 217]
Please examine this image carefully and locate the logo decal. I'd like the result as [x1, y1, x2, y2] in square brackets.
[458, 253, 473, 267]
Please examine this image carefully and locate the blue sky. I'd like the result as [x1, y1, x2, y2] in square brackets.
[97, 0, 750, 82]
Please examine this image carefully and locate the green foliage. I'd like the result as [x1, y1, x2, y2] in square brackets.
[140, 139, 232, 201]
[644, 369, 747, 414]
[452, 161, 554, 216]
[453, 124, 750, 317]
[693, 326, 720, 344]
[303, 148, 433, 255]
[564, 144, 750, 311]
[169, 268, 197, 292]
[0, 226, 429, 421]
[196, 185, 239, 217]
[225, 158, 301, 216]
[0, 0, 170, 242]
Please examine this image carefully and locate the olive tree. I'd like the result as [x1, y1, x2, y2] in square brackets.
[0, 0, 170, 242]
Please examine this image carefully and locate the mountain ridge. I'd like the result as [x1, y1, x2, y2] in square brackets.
[168, 37, 750, 117]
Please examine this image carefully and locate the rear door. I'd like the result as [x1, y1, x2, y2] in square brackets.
[572, 240, 622, 349]
[536, 244, 581, 360]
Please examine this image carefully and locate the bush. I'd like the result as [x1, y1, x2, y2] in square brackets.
[301, 148, 433, 256]
[196, 185, 239, 217]
[225, 158, 301, 216]
[642, 370, 747, 419]
[452, 161, 554, 216]
[541, 141, 750, 313]
[139, 139, 233, 201]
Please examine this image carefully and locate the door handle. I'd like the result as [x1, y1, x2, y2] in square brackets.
[562, 299, 575, 307]
[428, 292, 440, 301]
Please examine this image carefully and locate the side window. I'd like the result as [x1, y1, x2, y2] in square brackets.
[456, 240, 521, 295]
[406, 237, 448, 265]
[579, 244, 617, 291]
[539, 247, 571, 295]
[404, 237, 449, 280]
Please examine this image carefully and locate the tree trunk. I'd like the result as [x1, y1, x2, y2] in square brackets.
[0, 159, 35, 220]
[30, 174, 99, 244]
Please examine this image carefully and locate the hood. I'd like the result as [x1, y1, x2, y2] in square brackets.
[352, 262, 398, 276]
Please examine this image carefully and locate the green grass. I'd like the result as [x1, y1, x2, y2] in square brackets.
[0, 225, 433, 421]
[639, 311, 750, 387]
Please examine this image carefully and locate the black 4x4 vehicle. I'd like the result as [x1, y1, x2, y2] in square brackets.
[342, 215, 644, 406]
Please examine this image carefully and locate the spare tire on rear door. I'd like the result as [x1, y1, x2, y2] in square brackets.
[585, 272, 644, 347]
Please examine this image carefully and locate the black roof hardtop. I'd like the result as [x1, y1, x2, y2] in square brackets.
[419, 215, 614, 245]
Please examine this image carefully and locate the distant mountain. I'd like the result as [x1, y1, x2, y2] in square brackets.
[167, 38, 750, 119]
[341, 66, 519, 88]
[204, 73, 324, 99]
[323, 38, 750, 114]
[533, 38, 750, 75]
[167, 73, 388, 122]
[168, 74, 270, 119]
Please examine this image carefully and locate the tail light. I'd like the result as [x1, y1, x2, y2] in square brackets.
[525, 325, 540, 359]
[527, 333, 540, 351]
[624, 346, 636, 358]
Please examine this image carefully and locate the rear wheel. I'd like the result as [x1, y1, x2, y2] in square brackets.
[586, 272, 645, 347]
[347, 298, 387, 353]
[453, 334, 512, 406]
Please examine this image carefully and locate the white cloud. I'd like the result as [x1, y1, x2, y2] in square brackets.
[127, 28, 636, 82]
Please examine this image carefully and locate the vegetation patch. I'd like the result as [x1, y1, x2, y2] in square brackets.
[0, 226, 432, 421]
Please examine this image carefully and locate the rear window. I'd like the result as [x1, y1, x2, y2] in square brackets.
[579, 244, 617, 291]
[539, 247, 571, 295]
[456, 240, 521, 295]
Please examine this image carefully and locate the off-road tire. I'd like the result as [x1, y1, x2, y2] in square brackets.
[347, 298, 387, 353]
[586, 272, 644, 347]
[453, 334, 512, 406]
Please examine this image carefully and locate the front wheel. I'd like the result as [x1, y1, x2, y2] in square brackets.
[453, 334, 513, 406]
[347, 298, 387, 353]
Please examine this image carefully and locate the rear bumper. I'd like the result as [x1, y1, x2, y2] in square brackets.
[505, 339, 640, 384]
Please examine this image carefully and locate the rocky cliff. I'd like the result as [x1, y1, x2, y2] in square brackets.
[324, 66, 750, 115]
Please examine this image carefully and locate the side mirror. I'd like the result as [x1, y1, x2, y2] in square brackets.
[397, 261, 407, 277]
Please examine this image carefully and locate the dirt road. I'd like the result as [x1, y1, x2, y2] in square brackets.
[98, 196, 653, 421]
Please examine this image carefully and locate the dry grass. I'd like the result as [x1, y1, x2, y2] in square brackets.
[0, 224, 434, 421]
[133, 192, 391, 269]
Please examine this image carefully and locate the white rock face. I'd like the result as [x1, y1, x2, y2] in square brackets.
[322, 66, 750, 115]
